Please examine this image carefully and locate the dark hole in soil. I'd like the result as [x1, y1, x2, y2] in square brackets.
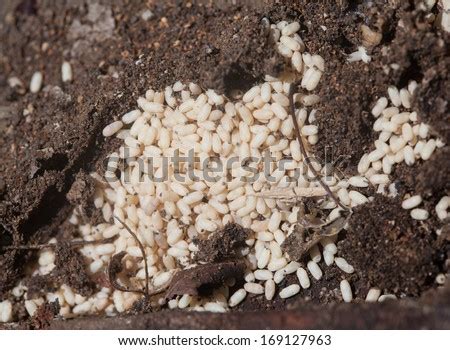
[223, 64, 258, 95]
[337, 34, 355, 53]
[19, 186, 68, 238]
[15, 0, 37, 16]
[346, 0, 364, 12]
[35, 153, 69, 175]
[0, 226, 13, 248]
[398, 57, 424, 88]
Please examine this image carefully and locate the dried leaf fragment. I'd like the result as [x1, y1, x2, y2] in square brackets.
[165, 260, 246, 300]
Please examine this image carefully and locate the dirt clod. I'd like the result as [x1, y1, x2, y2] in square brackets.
[194, 223, 249, 263]
[53, 242, 94, 296]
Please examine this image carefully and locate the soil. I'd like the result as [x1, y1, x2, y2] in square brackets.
[194, 223, 249, 263]
[0, 0, 448, 329]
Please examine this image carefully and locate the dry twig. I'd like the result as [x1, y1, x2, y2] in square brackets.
[114, 216, 150, 298]
[288, 83, 349, 211]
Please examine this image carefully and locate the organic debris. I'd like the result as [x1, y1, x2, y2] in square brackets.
[165, 260, 246, 300]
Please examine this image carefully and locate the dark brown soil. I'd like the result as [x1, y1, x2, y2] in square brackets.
[339, 194, 446, 297]
[194, 223, 249, 263]
[0, 0, 448, 329]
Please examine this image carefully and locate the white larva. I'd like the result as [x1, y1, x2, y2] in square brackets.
[365, 288, 381, 302]
[420, 139, 436, 160]
[265, 280, 276, 301]
[277, 43, 293, 58]
[408, 80, 418, 95]
[390, 136, 407, 154]
[348, 176, 368, 188]
[141, 100, 164, 113]
[387, 86, 401, 107]
[357, 154, 370, 174]
[284, 261, 301, 274]
[153, 271, 172, 287]
[323, 250, 335, 266]
[0, 301, 13, 322]
[404, 145, 415, 165]
[268, 257, 287, 272]
[271, 103, 288, 119]
[307, 260, 322, 280]
[89, 260, 103, 274]
[254, 269, 273, 281]
[24, 300, 38, 317]
[269, 241, 282, 258]
[414, 140, 426, 155]
[378, 294, 397, 302]
[73, 301, 92, 314]
[312, 55, 325, 71]
[38, 251, 55, 266]
[436, 196, 449, 221]
[272, 92, 290, 106]
[369, 174, 389, 185]
[204, 302, 227, 313]
[229, 289, 247, 307]
[244, 271, 255, 283]
[273, 269, 286, 284]
[61, 61, 73, 82]
[435, 273, 446, 285]
[301, 125, 318, 136]
[291, 51, 303, 72]
[244, 282, 264, 295]
[418, 123, 429, 139]
[349, 191, 369, 206]
[178, 294, 192, 309]
[30, 71, 43, 93]
[302, 68, 322, 91]
[257, 248, 270, 269]
[268, 211, 282, 232]
[281, 21, 300, 36]
[375, 140, 390, 154]
[122, 110, 141, 124]
[401, 123, 413, 141]
[334, 257, 354, 274]
[367, 149, 385, 163]
[279, 284, 300, 299]
[340, 279, 352, 302]
[371, 97, 388, 117]
[401, 195, 422, 209]
[260, 82, 272, 102]
[280, 35, 301, 51]
[256, 231, 274, 242]
[243, 86, 260, 103]
[410, 208, 429, 221]
[382, 156, 393, 174]
[302, 53, 313, 66]
[102, 121, 124, 137]
[95, 243, 116, 255]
